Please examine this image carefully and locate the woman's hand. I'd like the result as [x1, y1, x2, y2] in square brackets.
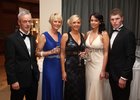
[62, 71, 67, 81]
[100, 71, 106, 80]
[36, 51, 43, 57]
[79, 51, 87, 58]
[51, 46, 60, 54]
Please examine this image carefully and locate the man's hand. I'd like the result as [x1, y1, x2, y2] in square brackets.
[118, 78, 127, 89]
[11, 82, 20, 90]
[105, 72, 109, 79]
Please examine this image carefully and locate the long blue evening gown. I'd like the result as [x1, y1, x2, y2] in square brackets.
[42, 32, 63, 100]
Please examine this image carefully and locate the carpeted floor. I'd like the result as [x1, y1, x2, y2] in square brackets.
[0, 86, 10, 100]
[0, 55, 7, 90]
[0, 55, 10, 100]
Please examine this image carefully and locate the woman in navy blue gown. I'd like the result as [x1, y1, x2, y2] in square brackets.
[36, 13, 63, 100]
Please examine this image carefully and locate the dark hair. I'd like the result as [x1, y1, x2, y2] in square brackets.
[89, 12, 105, 33]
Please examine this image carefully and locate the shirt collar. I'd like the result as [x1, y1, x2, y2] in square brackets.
[19, 29, 30, 35]
[113, 24, 123, 31]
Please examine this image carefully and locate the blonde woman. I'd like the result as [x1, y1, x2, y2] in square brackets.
[36, 13, 63, 100]
[60, 15, 85, 100]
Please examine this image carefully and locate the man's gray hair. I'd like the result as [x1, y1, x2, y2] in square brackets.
[18, 9, 32, 20]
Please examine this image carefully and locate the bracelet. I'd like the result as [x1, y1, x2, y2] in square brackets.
[51, 49, 54, 54]
[40, 51, 44, 57]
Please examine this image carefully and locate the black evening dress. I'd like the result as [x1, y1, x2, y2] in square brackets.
[64, 32, 85, 100]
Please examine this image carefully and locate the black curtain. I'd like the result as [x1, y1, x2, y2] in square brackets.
[62, 0, 140, 45]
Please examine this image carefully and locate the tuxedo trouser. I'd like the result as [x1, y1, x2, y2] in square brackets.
[109, 76, 131, 100]
[10, 81, 38, 100]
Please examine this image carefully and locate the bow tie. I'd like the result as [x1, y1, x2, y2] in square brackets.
[113, 29, 119, 32]
[113, 28, 122, 33]
[21, 33, 31, 39]
[112, 27, 122, 32]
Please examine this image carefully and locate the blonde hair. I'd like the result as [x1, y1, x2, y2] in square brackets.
[67, 14, 81, 27]
[49, 13, 63, 24]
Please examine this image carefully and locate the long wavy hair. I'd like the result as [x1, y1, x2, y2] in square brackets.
[89, 12, 106, 34]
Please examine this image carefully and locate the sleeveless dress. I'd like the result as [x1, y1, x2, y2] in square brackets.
[85, 33, 104, 100]
[42, 32, 63, 100]
[64, 32, 85, 100]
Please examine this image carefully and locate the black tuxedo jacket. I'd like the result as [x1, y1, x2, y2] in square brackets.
[107, 26, 136, 82]
[5, 30, 39, 88]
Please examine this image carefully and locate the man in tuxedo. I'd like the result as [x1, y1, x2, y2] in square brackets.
[107, 8, 136, 100]
[5, 9, 39, 100]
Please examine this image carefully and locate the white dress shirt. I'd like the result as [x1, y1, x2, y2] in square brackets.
[110, 24, 123, 49]
[110, 31, 118, 49]
[20, 29, 31, 56]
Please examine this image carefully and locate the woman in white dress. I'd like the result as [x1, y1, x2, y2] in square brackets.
[85, 12, 109, 100]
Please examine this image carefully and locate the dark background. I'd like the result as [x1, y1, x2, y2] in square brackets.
[0, 0, 39, 54]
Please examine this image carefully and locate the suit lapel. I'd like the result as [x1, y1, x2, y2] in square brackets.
[111, 29, 124, 49]
[29, 36, 35, 57]
[16, 31, 30, 57]
[109, 30, 113, 38]
[110, 26, 124, 50]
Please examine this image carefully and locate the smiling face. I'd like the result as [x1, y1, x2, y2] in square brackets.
[71, 17, 81, 31]
[67, 15, 81, 31]
[90, 15, 100, 30]
[49, 13, 62, 31]
[51, 18, 62, 30]
[110, 14, 123, 29]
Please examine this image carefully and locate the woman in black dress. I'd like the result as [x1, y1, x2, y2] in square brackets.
[60, 15, 85, 100]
